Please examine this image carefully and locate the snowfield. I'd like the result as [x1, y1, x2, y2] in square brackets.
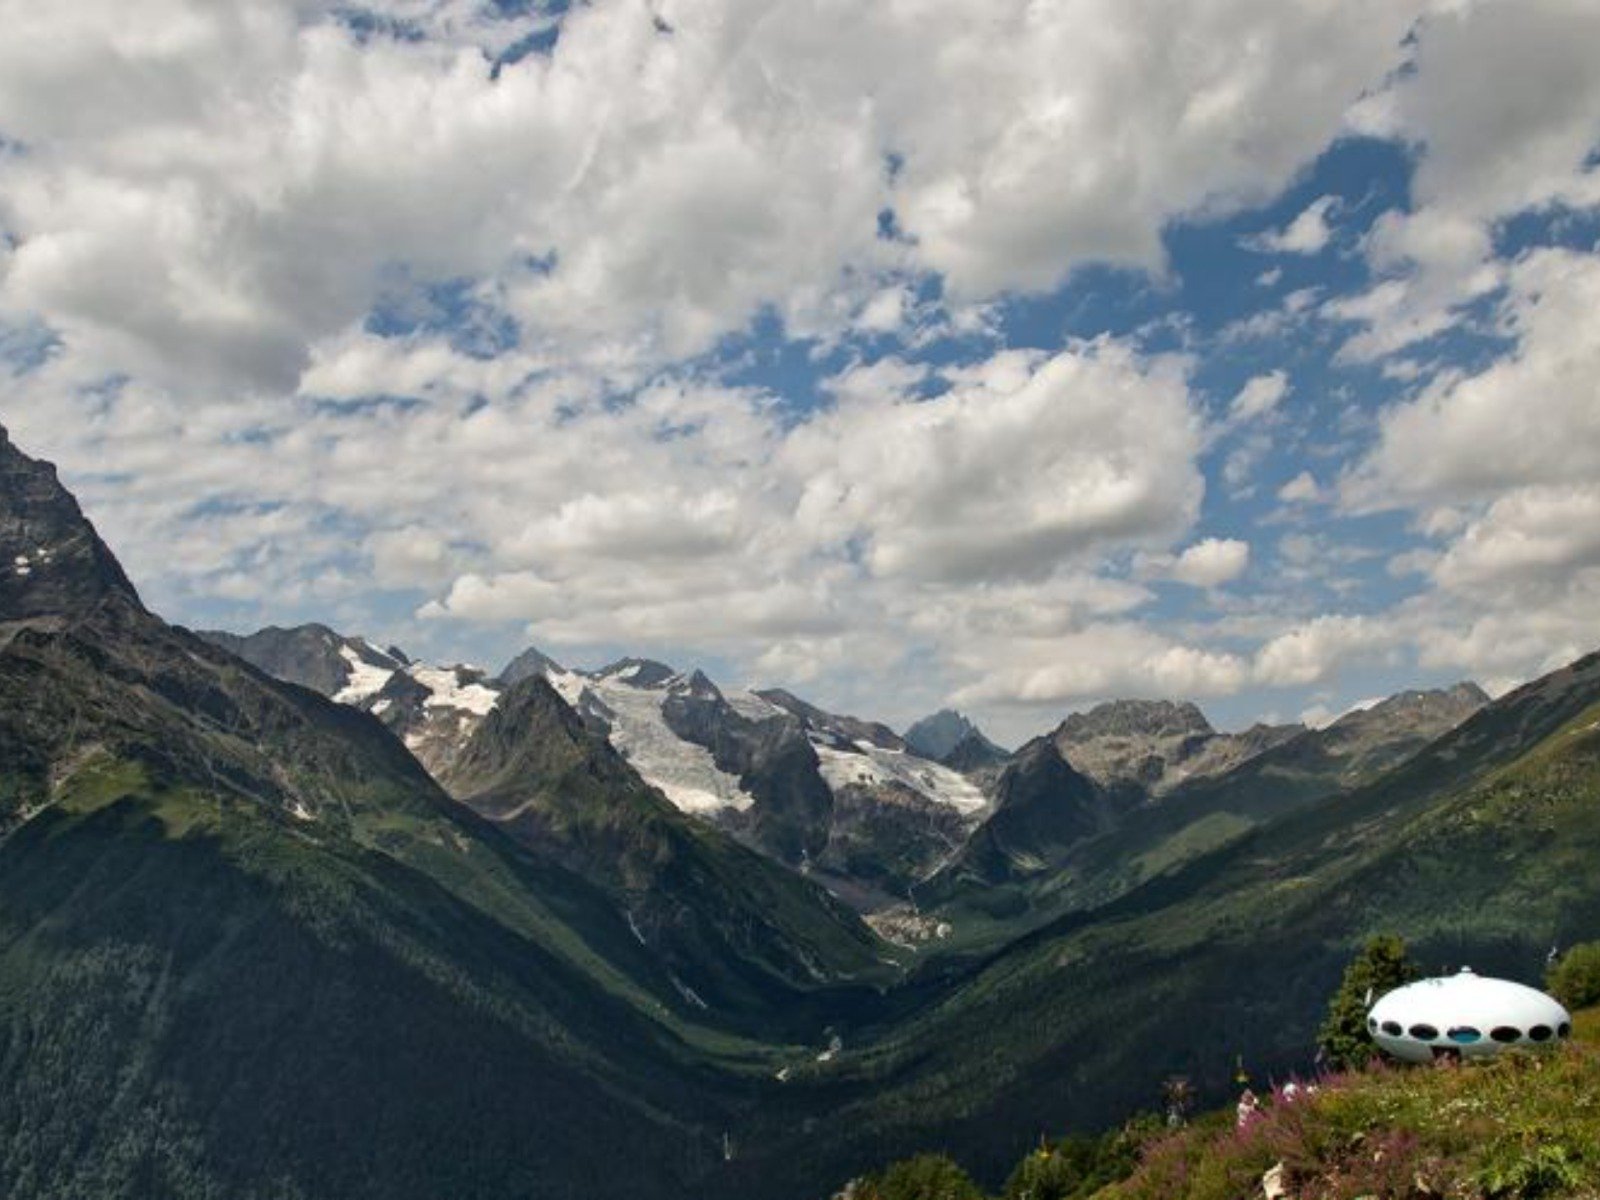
[331, 644, 396, 703]
[814, 741, 989, 816]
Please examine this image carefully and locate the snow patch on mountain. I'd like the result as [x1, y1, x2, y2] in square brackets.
[725, 689, 784, 722]
[547, 668, 756, 815]
[408, 664, 499, 716]
[815, 740, 989, 817]
[332, 644, 397, 704]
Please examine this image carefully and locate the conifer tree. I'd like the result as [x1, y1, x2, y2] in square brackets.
[1317, 934, 1418, 1070]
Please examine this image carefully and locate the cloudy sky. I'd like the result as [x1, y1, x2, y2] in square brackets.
[2, 0, 1598, 743]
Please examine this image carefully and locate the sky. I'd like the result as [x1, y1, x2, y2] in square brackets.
[1, 0, 1598, 745]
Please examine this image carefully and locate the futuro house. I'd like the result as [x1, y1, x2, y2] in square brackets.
[1368, 967, 1572, 1063]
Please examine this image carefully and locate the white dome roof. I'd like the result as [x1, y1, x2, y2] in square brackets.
[1368, 967, 1571, 1063]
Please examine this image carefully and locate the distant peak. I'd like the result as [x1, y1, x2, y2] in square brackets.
[670, 668, 723, 701]
[497, 643, 563, 686]
[594, 658, 678, 688]
[1055, 698, 1214, 741]
[905, 709, 993, 760]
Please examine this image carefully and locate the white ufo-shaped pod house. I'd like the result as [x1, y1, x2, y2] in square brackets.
[1368, 967, 1572, 1064]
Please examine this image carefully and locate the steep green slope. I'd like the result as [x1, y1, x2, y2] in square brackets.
[0, 757, 746, 1200]
[442, 676, 893, 1025]
[732, 652, 1600, 1197]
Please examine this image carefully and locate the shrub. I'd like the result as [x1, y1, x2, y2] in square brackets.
[1546, 941, 1600, 1010]
[854, 1153, 985, 1200]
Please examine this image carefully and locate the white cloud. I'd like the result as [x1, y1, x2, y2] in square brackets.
[786, 340, 1203, 583]
[1253, 614, 1393, 687]
[1149, 537, 1252, 588]
[1278, 470, 1323, 504]
[1245, 195, 1338, 255]
[1353, 249, 1600, 506]
[1323, 0, 1600, 363]
[0, 0, 1430, 393]
[952, 623, 1250, 708]
[1431, 485, 1600, 593]
[1227, 370, 1290, 424]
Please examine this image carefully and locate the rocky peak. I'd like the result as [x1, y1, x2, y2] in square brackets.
[930, 738, 1106, 889]
[1332, 683, 1490, 734]
[0, 425, 143, 623]
[1055, 699, 1214, 742]
[757, 688, 905, 751]
[200, 623, 400, 698]
[495, 644, 563, 686]
[670, 669, 724, 702]
[904, 709, 987, 760]
[941, 728, 1010, 773]
[442, 674, 626, 798]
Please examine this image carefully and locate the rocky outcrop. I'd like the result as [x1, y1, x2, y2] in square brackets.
[662, 678, 834, 864]
[1051, 699, 1301, 799]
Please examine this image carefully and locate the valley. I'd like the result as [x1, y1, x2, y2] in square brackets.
[1, 425, 1595, 1199]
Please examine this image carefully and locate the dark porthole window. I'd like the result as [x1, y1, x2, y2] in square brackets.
[1490, 1026, 1521, 1043]
[1559, 1022, 1573, 1039]
[1381, 1021, 1403, 1036]
[1408, 1023, 1440, 1041]
[1447, 1026, 1481, 1044]
[1529, 1025, 1553, 1042]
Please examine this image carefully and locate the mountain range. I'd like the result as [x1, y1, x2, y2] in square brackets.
[2, 422, 1596, 1199]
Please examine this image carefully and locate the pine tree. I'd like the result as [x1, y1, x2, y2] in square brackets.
[1317, 934, 1419, 1071]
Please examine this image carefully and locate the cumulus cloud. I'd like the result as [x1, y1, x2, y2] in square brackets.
[952, 623, 1250, 709]
[787, 341, 1203, 582]
[1140, 538, 1251, 588]
[1325, 0, 1600, 362]
[1353, 249, 1600, 507]
[1253, 614, 1394, 687]
[0, 0, 1430, 392]
[1432, 486, 1600, 593]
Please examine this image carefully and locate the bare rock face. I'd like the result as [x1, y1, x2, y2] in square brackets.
[662, 679, 835, 865]
[1051, 699, 1302, 800]
[904, 709, 1006, 764]
[200, 624, 401, 698]
[0, 425, 142, 627]
[1310, 683, 1490, 785]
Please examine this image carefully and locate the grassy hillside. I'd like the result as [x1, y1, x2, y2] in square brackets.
[1098, 1005, 1600, 1199]
[848, 1009, 1600, 1199]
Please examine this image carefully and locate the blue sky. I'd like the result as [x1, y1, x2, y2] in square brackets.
[1, 0, 1598, 743]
